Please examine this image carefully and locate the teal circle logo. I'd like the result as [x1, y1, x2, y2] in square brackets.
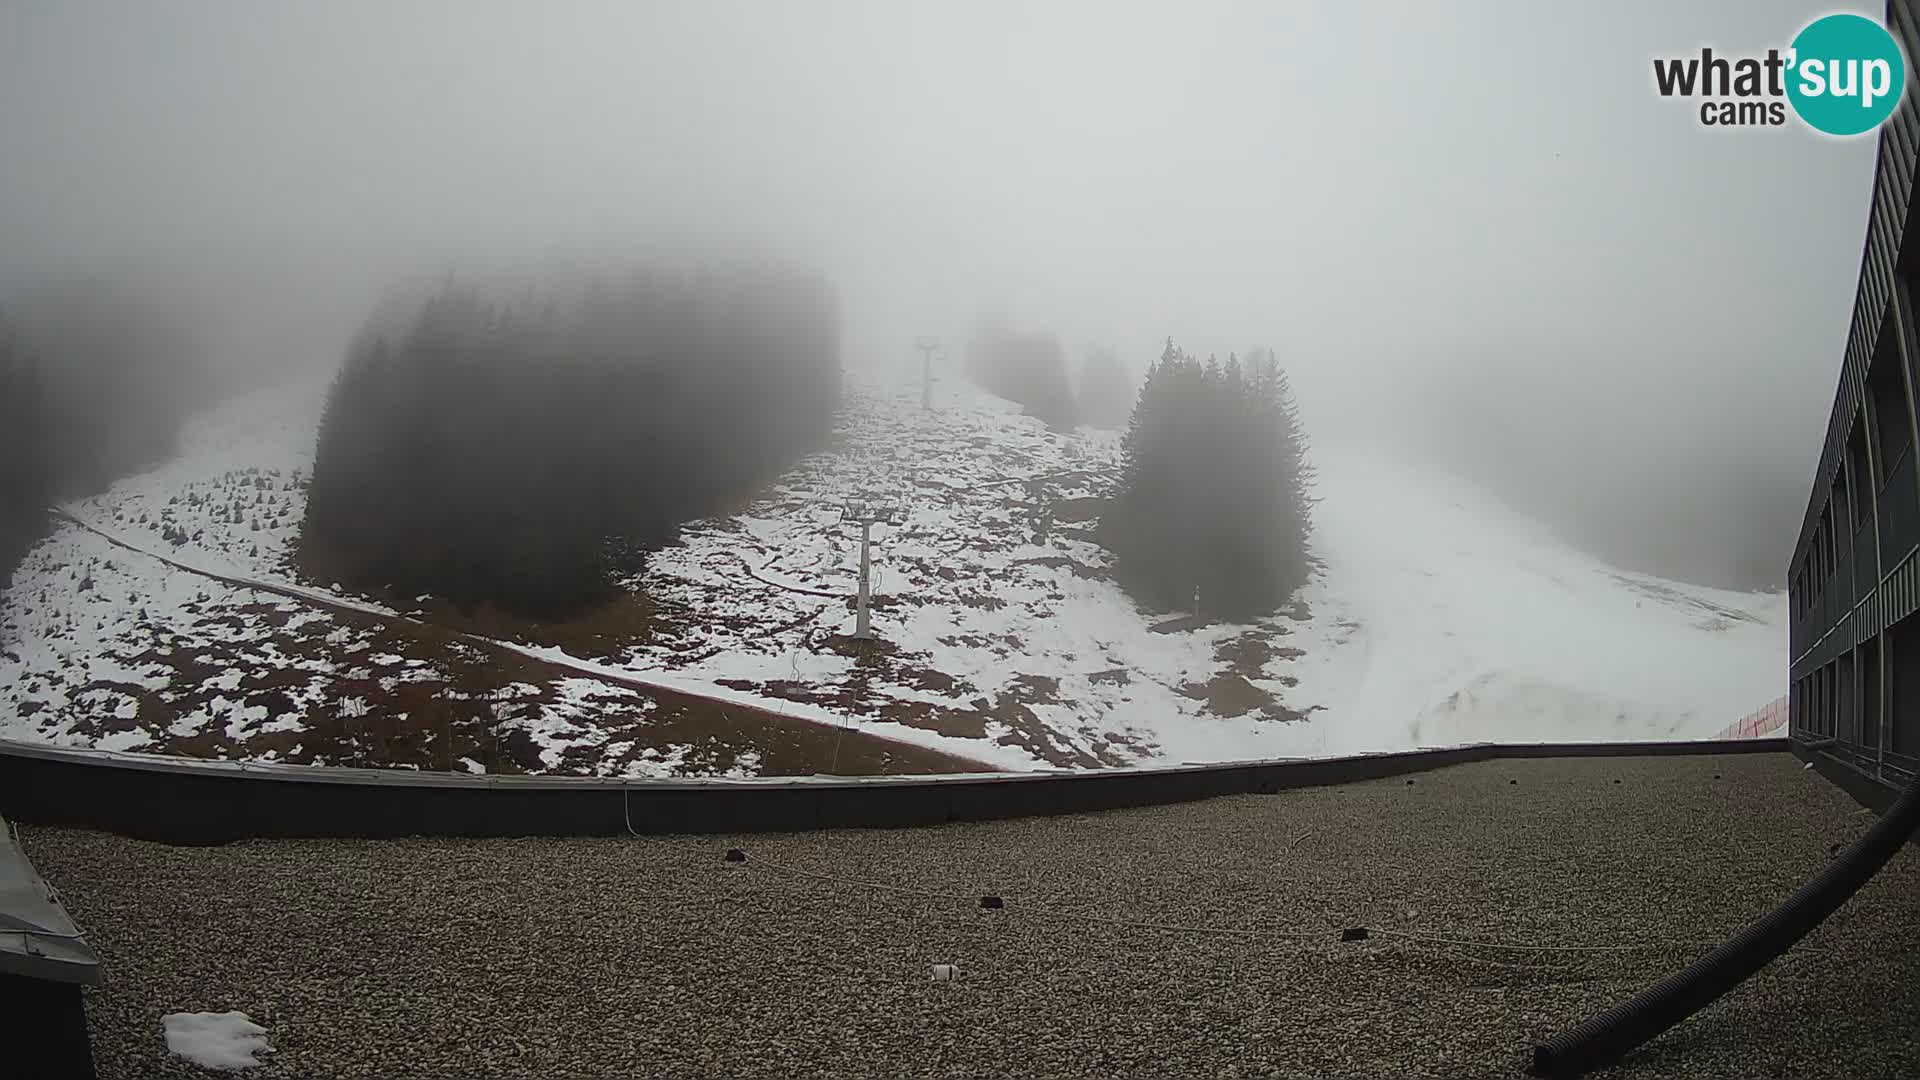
[1786, 14, 1906, 136]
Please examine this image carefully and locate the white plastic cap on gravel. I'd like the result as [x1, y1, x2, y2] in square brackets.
[162, 1011, 271, 1071]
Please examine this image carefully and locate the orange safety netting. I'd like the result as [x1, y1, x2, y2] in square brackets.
[1710, 695, 1788, 740]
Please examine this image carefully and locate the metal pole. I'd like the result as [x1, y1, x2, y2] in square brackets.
[915, 337, 940, 411]
[856, 520, 873, 638]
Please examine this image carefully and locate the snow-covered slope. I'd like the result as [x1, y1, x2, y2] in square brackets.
[1289, 449, 1785, 757]
[0, 363, 1786, 774]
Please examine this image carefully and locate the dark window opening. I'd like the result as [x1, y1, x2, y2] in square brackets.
[1848, 419, 1874, 529]
[1817, 511, 1834, 587]
[1826, 663, 1839, 737]
[1869, 318, 1913, 488]
[1838, 651, 1857, 745]
[1834, 470, 1854, 545]
[1861, 641, 1882, 751]
[1892, 617, 1920, 757]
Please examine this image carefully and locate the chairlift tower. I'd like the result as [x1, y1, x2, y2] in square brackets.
[837, 499, 906, 639]
[914, 336, 942, 411]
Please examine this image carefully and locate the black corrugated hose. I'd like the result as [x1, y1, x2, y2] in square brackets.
[1530, 770, 1920, 1078]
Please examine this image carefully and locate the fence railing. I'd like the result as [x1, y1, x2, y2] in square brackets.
[1711, 695, 1789, 741]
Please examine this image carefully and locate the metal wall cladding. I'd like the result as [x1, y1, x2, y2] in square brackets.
[1789, 7, 1920, 790]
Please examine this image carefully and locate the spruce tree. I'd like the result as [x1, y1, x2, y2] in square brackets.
[1105, 339, 1314, 620]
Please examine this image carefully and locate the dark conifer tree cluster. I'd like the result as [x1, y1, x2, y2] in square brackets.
[8, 280, 206, 497]
[0, 284, 207, 594]
[0, 317, 49, 592]
[300, 264, 842, 618]
[1075, 345, 1134, 430]
[964, 322, 1077, 430]
[1102, 341, 1314, 619]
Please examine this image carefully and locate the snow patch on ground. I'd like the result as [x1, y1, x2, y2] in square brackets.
[161, 1011, 271, 1071]
[65, 376, 326, 583]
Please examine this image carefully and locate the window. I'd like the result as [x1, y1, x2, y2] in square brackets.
[1825, 664, 1837, 737]
[1826, 663, 1839, 737]
[1848, 419, 1873, 529]
[1814, 515, 1832, 598]
[1869, 325, 1913, 488]
[1834, 470, 1853, 544]
[1838, 652, 1857, 745]
[1893, 617, 1920, 757]
[1825, 502, 1839, 577]
[1861, 642, 1882, 751]
[1812, 666, 1826, 737]
[1815, 517, 1826, 582]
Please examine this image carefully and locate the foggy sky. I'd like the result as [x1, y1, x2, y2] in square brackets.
[0, 1, 1884, 584]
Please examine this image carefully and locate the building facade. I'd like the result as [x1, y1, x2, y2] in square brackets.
[1789, 1, 1920, 795]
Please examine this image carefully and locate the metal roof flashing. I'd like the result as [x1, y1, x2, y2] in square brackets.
[0, 817, 102, 985]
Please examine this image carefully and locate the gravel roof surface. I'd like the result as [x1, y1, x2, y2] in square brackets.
[21, 752, 1920, 1079]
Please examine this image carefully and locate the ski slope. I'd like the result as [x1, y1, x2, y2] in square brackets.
[1289, 448, 1785, 757]
[0, 363, 1786, 774]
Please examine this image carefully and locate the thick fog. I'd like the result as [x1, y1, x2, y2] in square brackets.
[0, 1, 1881, 588]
